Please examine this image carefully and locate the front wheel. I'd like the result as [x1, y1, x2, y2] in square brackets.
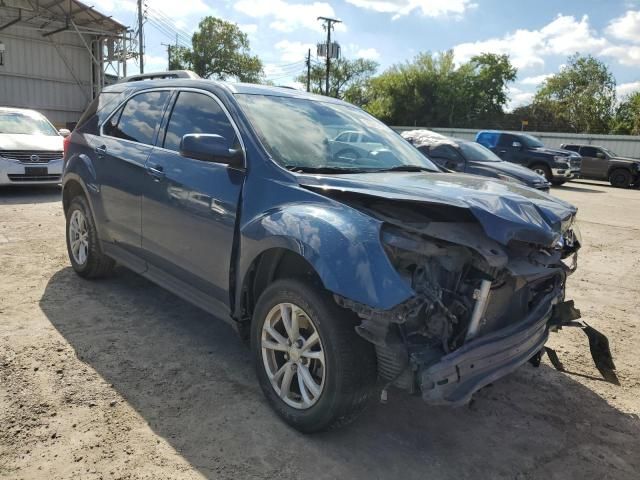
[609, 169, 632, 188]
[251, 279, 377, 432]
[531, 164, 552, 182]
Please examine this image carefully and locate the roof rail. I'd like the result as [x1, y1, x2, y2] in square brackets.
[117, 70, 201, 83]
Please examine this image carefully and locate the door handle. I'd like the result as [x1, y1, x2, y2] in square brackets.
[95, 145, 107, 156]
[147, 164, 165, 179]
[498, 150, 506, 154]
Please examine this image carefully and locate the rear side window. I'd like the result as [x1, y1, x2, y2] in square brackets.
[498, 133, 518, 147]
[76, 91, 128, 133]
[476, 132, 498, 148]
[104, 90, 170, 145]
[580, 146, 599, 157]
[162, 91, 237, 152]
[563, 145, 580, 153]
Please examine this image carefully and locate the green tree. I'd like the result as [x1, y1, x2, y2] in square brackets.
[363, 50, 516, 128]
[533, 54, 616, 133]
[171, 17, 263, 82]
[296, 58, 378, 100]
[611, 91, 640, 135]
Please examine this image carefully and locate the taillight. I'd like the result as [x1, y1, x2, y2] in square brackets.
[63, 134, 71, 157]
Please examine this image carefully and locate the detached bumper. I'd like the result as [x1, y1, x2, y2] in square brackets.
[419, 290, 556, 406]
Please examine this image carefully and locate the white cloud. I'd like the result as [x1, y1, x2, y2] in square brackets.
[234, 1, 345, 32]
[355, 47, 381, 60]
[606, 10, 640, 43]
[617, 81, 640, 98]
[454, 15, 608, 69]
[601, 45, 640, 66]
[520, 74, 552, 85]
[239, 23, 258, 34]
[506, 86, 534, 111]
[345, 0, 475, 20]
[144, 54, 169, 72]
[275, 40, 315, 62]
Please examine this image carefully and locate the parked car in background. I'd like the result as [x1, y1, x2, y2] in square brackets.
[62, 75, 610, 432]
[0, 107, 69, 186]
[560, 144, 640, 188]
[332, 129, 385, 159]
[476, 130, 581, 185]
[402, 130, 551, 192]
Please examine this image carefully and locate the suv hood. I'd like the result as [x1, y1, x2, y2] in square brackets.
[612, 155, 640, 164]
[469, 160, 547, 184]
[530, 146, 575, 157]
[0, 134, 63, 152]
[297, 171, 576, 247]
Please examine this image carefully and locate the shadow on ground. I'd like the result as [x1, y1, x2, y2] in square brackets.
[0, 185, 61, 205]
[40, 267, 640, 480]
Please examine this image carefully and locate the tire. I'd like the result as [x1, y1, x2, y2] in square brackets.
[251, 279, 377, 433]
[65, 195, 115, 278]
[609, 169, 632, 188]
[334, 148, 359, 162]
[530, 163, 552, 182]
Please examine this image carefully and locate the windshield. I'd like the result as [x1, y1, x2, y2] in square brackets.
[235, 94, 439, 173]
[0, 111, 59, 136]
[520, 134, 544, 148]
[458, 141, 501, 162]
[601, 147, 617, 157]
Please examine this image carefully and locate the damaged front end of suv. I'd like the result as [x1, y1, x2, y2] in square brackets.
[320, 188, 616, 405]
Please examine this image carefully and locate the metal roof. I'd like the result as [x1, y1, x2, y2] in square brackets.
[0, 0, 127, 36]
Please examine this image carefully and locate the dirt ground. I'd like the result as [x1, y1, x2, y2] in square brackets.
[0, 180, 639, 480]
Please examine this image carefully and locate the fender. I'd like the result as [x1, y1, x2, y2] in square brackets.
[237, 202, 415, 312]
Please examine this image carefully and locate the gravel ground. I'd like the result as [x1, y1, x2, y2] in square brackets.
[1, 180, 639, 480]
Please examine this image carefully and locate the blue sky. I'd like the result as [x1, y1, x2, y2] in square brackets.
[101, 0, 640, 109]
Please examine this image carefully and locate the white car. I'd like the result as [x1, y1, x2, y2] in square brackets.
[0, 107, 69, 186]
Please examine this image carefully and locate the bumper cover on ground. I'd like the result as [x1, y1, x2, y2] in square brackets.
[419, 290, 556, 406]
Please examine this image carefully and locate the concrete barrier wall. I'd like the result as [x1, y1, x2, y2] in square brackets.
[392, 127, 640, 158]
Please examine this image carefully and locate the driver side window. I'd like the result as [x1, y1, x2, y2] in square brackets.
[162, 91, 237, 152]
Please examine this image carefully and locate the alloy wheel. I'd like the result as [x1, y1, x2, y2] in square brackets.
[261, 302, 326, 409]
[69, 209, 89, 265]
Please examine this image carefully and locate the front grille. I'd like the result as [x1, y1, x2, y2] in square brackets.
[7, 174, 61, 182]
[0, 150, 63, 163]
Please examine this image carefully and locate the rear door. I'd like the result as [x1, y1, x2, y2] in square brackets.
[96, 89, 171, 265]
[140, 89, 245, 310]
[496, 133, 522, 164]
[579, 146, 607, 179]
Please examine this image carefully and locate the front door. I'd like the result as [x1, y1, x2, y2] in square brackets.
[579, 146, 608, 179]
[94, 89, 171, 264]
[141, 90, 244, 308]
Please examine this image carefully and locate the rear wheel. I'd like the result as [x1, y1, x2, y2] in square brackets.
[531, 164, 552, 182]
[65, 196, 115, 278]
[251, 279, 377, 432]
[609, 169, 632, 188]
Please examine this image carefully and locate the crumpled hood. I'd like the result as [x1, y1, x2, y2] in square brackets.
[297, 171, 577, 247]
[0, 134, 63, 152]
[469, 160, 547, 184]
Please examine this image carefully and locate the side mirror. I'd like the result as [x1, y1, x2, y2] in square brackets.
[596, 152, 606, 159]
[59, 128, 71, 137]
[512, 141, 522, 149]
[180, 133, 243, 167]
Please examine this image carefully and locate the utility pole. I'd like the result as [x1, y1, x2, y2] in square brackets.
[306, 48, 311, 92]
[317, 16, 341, 97]
[137, 0, 144, 73]
[161, 43, 171, 70]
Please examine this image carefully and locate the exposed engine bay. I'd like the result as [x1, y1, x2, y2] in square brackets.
[329, 196, 617, 405]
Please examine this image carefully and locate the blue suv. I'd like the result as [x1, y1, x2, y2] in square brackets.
[62, 73, 612, 432]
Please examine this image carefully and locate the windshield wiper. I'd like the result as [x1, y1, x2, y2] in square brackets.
[370, 165, 437, 173]
[284, 165, 370, 174]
